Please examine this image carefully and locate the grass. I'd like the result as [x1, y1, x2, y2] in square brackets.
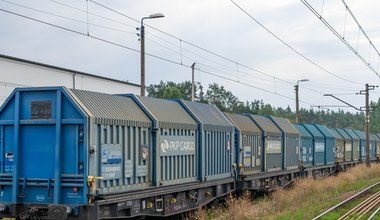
[189, 163, 380, 220]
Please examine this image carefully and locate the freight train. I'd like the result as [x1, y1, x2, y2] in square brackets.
[0, 87, 378, 219]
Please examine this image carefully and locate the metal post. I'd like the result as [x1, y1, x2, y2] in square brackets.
[140, 23, 145, 96]
[295, 79, 309, 123]
[139, 13, 164, 97]
[191, 63, 195, 102]
[295, 84, 300, 123]
[365, 83, 370, 167]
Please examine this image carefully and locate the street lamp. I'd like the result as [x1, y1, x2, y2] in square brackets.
[295, 79, 309, 123]
[140, 13, 165, 96]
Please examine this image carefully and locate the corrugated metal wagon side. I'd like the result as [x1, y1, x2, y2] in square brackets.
[293, 124, 313, 168]
[268, 116, 300, 170]
[370, 134, 376, 160]
[69, 90, 153, 195]
[248, 115, 283, 172]
[176, 100, 235, 182]
[128, 95, 199, 186]
[344, 129, 360, 161]
[0, 87, 89, 219]
[376, 133, 380, 158]
[353, 130, 367, 161]
[336, 128, 353, 162]
[330, 129, 344, 163]
[301, 124, 325, 166]
[314, 124, 336, 165]
[225, 113, 262, 176]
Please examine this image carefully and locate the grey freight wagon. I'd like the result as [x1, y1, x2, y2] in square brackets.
[268, 116, 300, 170]
[248, 115, 283, 172]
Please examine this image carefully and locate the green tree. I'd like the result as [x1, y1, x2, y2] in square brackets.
[204, 83, 239, 112]
[147, 80, 205, 101]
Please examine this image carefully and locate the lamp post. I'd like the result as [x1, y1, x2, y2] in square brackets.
[140, 13, 165, 96]
[295, 79, 309, 123]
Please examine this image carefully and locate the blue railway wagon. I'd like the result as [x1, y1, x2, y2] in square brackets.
[225, 113, 262, 175]
[293, 124, 313, 167]
[371, 134, 380, 159]
[314, 125, 335, 165]
[330, 129, 344, 163]
[248, 115, 283, 172]
[370, 134, 376, 160]
[344, 129, 360, 161]
[268, 116, 300, 170]
[0, 87, 238, 219]
[353, 130, 367, 161]
[0, 87, 159, 218]
[300, 124, 325, 165]
[376, 134, 380, 158]
[175, 100, 235, 181]
[336, 128, 353, 161]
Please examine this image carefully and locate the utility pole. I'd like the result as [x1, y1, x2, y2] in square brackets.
[295, 79, 309, 123]
[139, 13, 165, 96]
[360, 84, 377, 167]
[325, 84, 377, 167]
[295, 84, 300, 123]
[191, 63, 195, 102]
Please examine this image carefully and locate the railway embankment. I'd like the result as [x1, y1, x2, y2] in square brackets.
[192, 164, 380, 219]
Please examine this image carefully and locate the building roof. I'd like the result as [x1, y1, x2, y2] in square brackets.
[0, 53, 140, 87]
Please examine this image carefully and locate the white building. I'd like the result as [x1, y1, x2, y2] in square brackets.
[0, 54, 140, 105]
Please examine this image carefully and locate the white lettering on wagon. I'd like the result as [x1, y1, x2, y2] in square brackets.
[160, 136, 196, 156]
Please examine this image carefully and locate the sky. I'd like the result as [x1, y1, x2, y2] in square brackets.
[1, 0, 380, 113]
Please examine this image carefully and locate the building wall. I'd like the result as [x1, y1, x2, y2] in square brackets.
[0, 55, 140, 105]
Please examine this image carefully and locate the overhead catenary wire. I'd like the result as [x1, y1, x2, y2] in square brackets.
[230, 0, 362, 85]
[5, 0, 298, 88]
[301, 0, 380, 80]
[0, 7, 322, 108]
[88, 0, 297, 86]
[84, 0, 362, 106]
[0, 0, 136, 34]
[37, 0, 366, 96]
[0, 1, 374, 111]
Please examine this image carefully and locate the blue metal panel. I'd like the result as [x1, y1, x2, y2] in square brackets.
[299, 124, 325, 165]
[0, 87, 88, 206]
[353, 130, 366, 160]
[175, 100, 234, 182]
[314, 124, 335, 165]
[268, 116, 299, 170]
[370, 134, 376, 159]
[376, 134, 380, 157]
[293, 124, 313, 167]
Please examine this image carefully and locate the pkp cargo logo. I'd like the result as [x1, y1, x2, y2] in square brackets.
[160, 139, 196, 155]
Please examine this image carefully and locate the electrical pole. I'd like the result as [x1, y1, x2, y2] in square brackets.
[360, 84, 376, 167]
[295, 84, 300, 123]
[295, 79, 309, 123]
[325, 84, 377, 167]
[365, 84, 370, 167]
[139, 13, 165, 96]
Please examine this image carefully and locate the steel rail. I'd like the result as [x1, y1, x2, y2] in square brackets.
[338, 191, 380, 220]
[312, 182, 380, 220]
[368, 205, 380, 220]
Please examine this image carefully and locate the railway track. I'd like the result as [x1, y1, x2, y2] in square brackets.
[312, 182, 380, 219]
[338, 190, 380, 219]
